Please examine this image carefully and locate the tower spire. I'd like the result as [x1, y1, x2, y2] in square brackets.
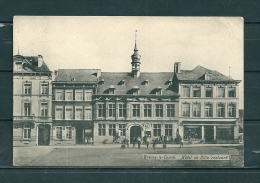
[131, 30, 141, 78]
[17, 47, 20, 55]
[134, 30, 138, 51]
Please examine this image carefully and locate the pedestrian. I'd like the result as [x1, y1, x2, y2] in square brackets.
[126, 138, 129, 148]
[89, 137, 93, 145]
[133, 137, 136, 148]
[179, 135, 183, 148]
[164, 135, 168, 144]
[152, 138, 157, 150]
[146, 135, 150, 149]
[137, 136, 141, 149]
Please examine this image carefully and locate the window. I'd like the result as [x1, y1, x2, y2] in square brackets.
[166, 104, 175, 117]
[155, 104, 163, 117]
[109, 89, 115, 95]
[182, 87, 190, 97]
[182, 104, 190, 117]
[217, 103, 225, 117]
[98, 104, 105, 117]
[133, 90, 139, 95]
[153, 124, 161, 136]
[41, 83, 48, 95]
[217, 126, 234, 140]
[205, 103, 213, 117]
[84, 107, 92, 120]
[192, 103, 201, 117]
[108, 104, 116, 117]
[144, 104, 152, 117]
[55, 106, 63, 119]
[75, 107, 83, 120]
[156, 90, 162, 95]
[40, 102, 48, 117]
[119, 124, 126, 136]
[65, 106, 73, 119]
[118, 104, 126, 118]
[23, 125, 31, 139]
[55, 90, 63, 100]
[98, 124, 106, 136]
[205, 74, 211, 80]
[15, 62, 22, 71]
[132, 104, 140, 117]
[109, 124, 116, 136]
[65, 127, 72, 139]
[84, 90, 92, 101]
[217, 87, 225, 98]
[184, 126, 202, 140]
[228, 104, 236, 117]
[228, 88, 236, 98]
[75, 90, 83, 101]
[205, 87, 212, 98]
[23, 83, 31, 95]
[24, 102, 31, 116]
[193, 87, 201, 97]
[65, 90, 73, 101]
[165, 124, 172, 136]
[56, 126, 62, 140]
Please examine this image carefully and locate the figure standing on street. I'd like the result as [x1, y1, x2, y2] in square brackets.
[153, 138, 157, 150]
[146, 135, 150, 149]
[179, 135, 183, 148]
[133, 137, 136, 148]
[137, 136, 141, 149]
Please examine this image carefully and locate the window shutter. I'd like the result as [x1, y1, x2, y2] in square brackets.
[72, 127, 75, 140]
[53, 127, 56, 140]
[62, 127, 66, 140]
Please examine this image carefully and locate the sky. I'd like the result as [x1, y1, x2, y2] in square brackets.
[13, 16, 244, 108]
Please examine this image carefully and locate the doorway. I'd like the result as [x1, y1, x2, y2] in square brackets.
[38, 124, 50, 145]
[76, 127, 93, 144]
[130, 126, 141, 144]
[204, 126, 214, 143]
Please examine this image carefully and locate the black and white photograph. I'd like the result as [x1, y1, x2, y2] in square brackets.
[13, 16, 244, 167]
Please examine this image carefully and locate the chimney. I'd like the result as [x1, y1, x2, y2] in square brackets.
[174, 62, 181, 73]
[38, 55, 43, 67]
[54, 70, 58, 80]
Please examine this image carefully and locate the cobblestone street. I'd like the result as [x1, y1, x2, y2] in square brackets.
[13, 144, 243, 167]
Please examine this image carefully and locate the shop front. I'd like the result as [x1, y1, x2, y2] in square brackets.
[182, 121, 239, 144]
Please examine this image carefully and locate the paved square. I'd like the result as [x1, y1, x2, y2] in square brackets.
[14, 145, 243, 167]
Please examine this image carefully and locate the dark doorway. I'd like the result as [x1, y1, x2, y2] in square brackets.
[76, 128, 84, 144]
[38, 124, 50, 145]
[76, 127, 93, 144]
[130, 126, 141, 144]
[204, 126, 214, 142]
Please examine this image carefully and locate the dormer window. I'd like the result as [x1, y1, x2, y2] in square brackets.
[205, 72, 212, 80]
[109, 85, 115, 94]
[71, 78, 76, 81]
[132, 86, 139, 95]
[121, 80, 125, 85]
[155, 86, 162, 95]
[168, 79, 172, 85]
[144, 80, 149, 86]
[100, 79, 105, 85]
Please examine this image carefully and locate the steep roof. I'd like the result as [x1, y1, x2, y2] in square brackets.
[176, 65, 232, 81]
[55, 69, 101, 82]
[13, 55, 51, 72]
[96, 72, 178, 96]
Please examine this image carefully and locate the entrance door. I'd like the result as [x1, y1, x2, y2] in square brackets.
[76, 128, 84, 144]
[130, 126, 141, 144]
[38, 124, 50, 145]
[204, 126, 214, 143]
